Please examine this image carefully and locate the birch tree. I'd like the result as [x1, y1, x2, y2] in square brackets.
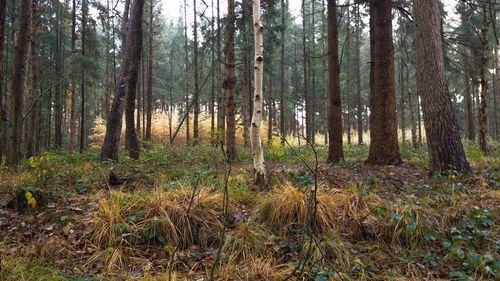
[251, 0, 267, 188]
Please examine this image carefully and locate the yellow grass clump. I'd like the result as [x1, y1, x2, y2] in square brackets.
[89, 186, 233, 251]
[222, 224, 269, 263]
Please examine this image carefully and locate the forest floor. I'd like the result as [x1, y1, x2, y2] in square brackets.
[0, 142, 498, 280]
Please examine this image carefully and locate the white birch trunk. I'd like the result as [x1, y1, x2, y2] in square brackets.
[251, 0, 267, 188]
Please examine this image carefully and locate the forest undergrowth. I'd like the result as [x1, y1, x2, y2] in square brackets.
[0, 141, 498, 280]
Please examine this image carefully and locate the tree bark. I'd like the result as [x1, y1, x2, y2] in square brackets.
[54, 3, 62, 149]
[224, 0, 237, 161]
[145, 0, 154, 141]
[302, 0, 310, 142]
[0, 0, 6, 160]
[251, 0, 267, 188]
[355, 1, 363, 145]
[327, 0, 343, 163]
[216, 0, 224, 144]
[463, 47, 475, 141]
[367, 0, 401, 165]
[26, 0, 39, 158]
[100, 0, 145, 162]
[192, 0, 200, 142]
[6, 0, 31, 165]
[479, 3, 489, 152]
[279, 0, 286, 145]
[124, 0, 145, 159]
[414, 0, 470, 173]
[80, 0, 87, 153]
[69, 0, 77, 151]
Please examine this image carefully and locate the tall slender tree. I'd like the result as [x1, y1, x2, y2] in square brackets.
[26, 0, 40, 157]
[6, 0, 31, 165]
[413, 0, 470, 173]
[145, 0, 154, 141]
[279, 0, 286, 145]
[251, 0, 267, 188]
[478, 3, 489, 152]
[124, 0, 145, 160]
[355, 1, 363, 145]
[0, 0, 7, 160]
[80, 0, 87, 153]
[193, 0, 200, 141]
[366, 0, 401, 165]
[225, 0, 237, 161]
[101, 0, 146, 162]
[327, 0, 343, 163]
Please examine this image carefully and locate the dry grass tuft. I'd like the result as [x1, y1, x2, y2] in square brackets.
[303, 230, 352, 272]
[217, 257, 290, 281]
[253, 183, 309, 234]
[89, 186, 232, 250]
[91, 192, 134, 248]
[222, 224, 269, 263]
[253, 183, 381, 235]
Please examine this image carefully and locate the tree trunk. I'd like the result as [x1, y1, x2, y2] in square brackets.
[100, 0, 136, 162]
[80, 0, 87, 153]
[69, 0, 77, 151]
[124, 0, 145, 160]
[345, 7, 352, 146]
[355, 1, 363, 145]
[54, 4, 62, 149]
[145, 0, 154, 141]
[399, 61, 406, 144]
[267, 79, 273, 145]
[494, 45, 500, 140]
[413, 0, 470, 173]
[302, 0, 310, 142]
[279, 0, 286, 145]
[0, 0, 6, 160]
[6, 0, 31, 165]
[192, 0, 200, 142]
[216, 0, 224, 144]
[26, 0, 39, 158]
[210, 0, 216, 145]
[479, 3, 489, 152]
[242, 48, 250, 147]
[251, 0, 267, 188]
[183, 0, 190, 144]
[327, 0, 343, 163]
[463, 47, 475, 141]
[224, 0, 237, 161]
[367, 0, 401, 165]
[137, 63, 141, 136]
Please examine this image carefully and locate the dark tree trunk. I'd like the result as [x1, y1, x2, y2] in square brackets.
[69, 0, 77, 151]
[192, 0, 200, 142]
[302, 0, 310, 142]
[0, 0, 6, 160]
[367, 0, 401, 165]
[463, 47, 475, 141]
[479, 3, 489, 152]
[26, 0, 39, 158]
[279, 0, 286, 145]
[145, 0, 153, 141]
[414, 0, 470, 173]
[6, 0, 31, 165]
[355, 2, 363, 145]
[124, 0, 145, 160]
[54, 4, 62, 149]
[216, 0, 224, 144]
[80, 0, 87, 153]
[101, 0, 131, 159]
[224, 0, 237, 161]
[267, 78, 273, 146]
[327, 0, 343, 163]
